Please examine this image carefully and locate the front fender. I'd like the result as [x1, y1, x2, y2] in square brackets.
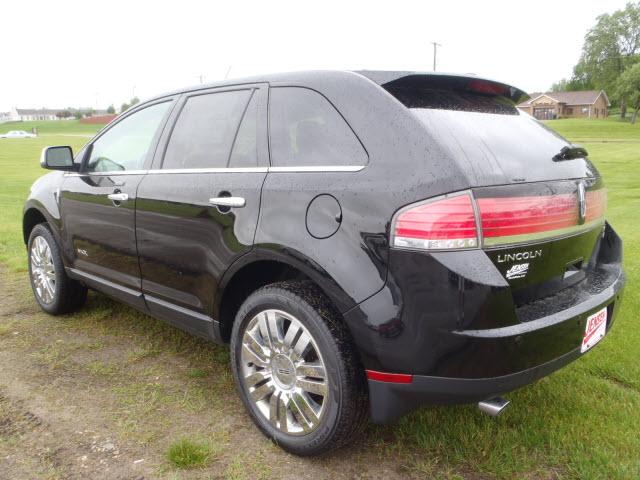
[23, 171, 65, 245]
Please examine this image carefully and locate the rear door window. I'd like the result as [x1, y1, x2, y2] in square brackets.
[163, 90, 252, 169]
[229, 91, 259, 168]
[269, 87, 367, 167]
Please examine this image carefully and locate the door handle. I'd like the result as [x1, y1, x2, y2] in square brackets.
[209, 196, 246, 208]
[107, 193, 129, 202]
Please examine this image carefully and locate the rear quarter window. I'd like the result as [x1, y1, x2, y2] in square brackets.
[269, 87, 367, 167]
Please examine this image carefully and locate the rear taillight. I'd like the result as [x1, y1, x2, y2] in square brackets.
[478, 194, 578, 246]
[586, 189, 607, 223]
[391, 187, 606, 251]
[392, 192, 478, 250]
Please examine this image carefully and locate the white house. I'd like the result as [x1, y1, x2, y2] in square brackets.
[0, 107, 109, 122]
[14, 108, 60, 121]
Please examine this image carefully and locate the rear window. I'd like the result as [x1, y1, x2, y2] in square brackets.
[387, 87, 518, 115]
[382, 75, 526, 115]
[377, 75, 591, 185]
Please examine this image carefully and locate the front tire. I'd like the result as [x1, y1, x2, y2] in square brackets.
[28, 223, 87, 315]
[230, 281, 368, 456]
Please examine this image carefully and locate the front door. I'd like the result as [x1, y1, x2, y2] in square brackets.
[60, 99, 174, 306]
[135, 85, 268, 338]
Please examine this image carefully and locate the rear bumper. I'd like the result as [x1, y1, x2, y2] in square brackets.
[369, 348, 581, 423]
[370, 264, 623, 423]
[343, 223, 625, 423]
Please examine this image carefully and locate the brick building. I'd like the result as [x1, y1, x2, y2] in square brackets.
[517, 90, 610, 120]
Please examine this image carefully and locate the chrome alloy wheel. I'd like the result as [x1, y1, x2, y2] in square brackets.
[240, 309, 328, 435]
[30, 236, 56, 304]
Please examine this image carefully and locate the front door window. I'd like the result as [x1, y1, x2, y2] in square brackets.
[86, 101, 171, 173]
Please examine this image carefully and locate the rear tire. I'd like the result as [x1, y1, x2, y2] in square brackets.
[27, 223, 87, 315]
[230, 280, 368, 456]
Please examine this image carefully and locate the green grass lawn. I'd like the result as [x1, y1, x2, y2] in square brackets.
[0, 119, 638, 479]
[544, 118, 640, 142]
[0, 119, 105, 135]
[0, 122, 100, 270]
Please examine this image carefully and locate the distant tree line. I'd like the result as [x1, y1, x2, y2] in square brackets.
[55, 108, 95, 119]
[551, 1, 640, 122]
[120, 97, 140, 114]
[53, 97, 140, 120]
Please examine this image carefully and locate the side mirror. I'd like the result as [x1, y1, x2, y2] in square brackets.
[40, 146, 78, 171]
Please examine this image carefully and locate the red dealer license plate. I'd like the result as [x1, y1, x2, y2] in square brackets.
[581, 307, 607, 353]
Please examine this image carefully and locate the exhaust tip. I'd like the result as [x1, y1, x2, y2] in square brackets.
[478, 397, 510, 417]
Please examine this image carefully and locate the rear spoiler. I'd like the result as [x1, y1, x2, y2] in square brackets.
[356, 71, 529, 105]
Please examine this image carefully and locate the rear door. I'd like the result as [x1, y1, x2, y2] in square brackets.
[135, 84, 268, 338]
[60, 99, 174, 307]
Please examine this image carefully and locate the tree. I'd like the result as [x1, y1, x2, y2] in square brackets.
[120, 103, 129, 113]
[571, 2, 640, 118]
[550, 77, 594, 92]
[551, 79, 569, 92]
[130, 97, 140, 106]
[616, 62, 640, 123]
[106, 105, 115, 114]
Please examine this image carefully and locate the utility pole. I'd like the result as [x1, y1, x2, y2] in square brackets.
[197, 74, 204, 84]
[431, 42, 441, 71]
[224, 65, 232, 80]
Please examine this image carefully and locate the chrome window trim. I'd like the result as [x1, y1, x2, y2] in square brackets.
[267, 165, 365, 172]
[152, 167, 269, 174]
[64, 170, 148, 177]
[64, 165, 366, 177]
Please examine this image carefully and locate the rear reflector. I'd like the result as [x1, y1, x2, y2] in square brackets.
[366, 370, 414, 384]
[391, 186, 606, 250]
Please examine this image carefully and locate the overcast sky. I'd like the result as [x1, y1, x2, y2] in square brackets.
[1, 0, 628, 112]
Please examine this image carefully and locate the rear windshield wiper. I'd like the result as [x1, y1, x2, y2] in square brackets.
[553, 145, 588, 162]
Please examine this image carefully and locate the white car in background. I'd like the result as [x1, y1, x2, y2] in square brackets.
[0, 130, 36, 139]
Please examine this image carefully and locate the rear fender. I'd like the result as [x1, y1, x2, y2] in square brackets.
[214, 246, 355, 320]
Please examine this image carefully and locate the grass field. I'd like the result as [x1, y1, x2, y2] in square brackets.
[1, 119, 106, 135]
[0, 118, 638, 479]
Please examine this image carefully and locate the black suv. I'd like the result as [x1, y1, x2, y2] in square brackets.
[24, 71, 624, 455]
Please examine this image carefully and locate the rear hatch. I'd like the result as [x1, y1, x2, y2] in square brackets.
[381, 73, 608, 308]
[473, 179, 606, 309]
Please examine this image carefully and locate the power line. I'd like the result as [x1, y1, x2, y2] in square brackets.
[431, 42, 442, 71]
